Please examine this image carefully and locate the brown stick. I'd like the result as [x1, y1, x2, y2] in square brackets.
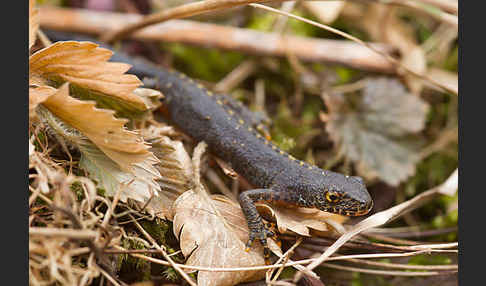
[39, 7, 396, 73]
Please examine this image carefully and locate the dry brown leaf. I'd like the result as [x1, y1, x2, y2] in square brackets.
[37, 99, 162, 204]
[29, 85, 57, 119]
[41, 83, 153, 172]
[79, 142, 162, 203]
[141, 133, 194, 219]
[325, 77, 429, 186]
[132, 87, 164, 111]
[29, 0, 39, 51]
[29, 41, 145, 110]
[173, 191, 266, 286]
[256, 204, 348, 236]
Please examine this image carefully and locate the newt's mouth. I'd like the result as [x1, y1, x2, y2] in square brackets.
[323, 200, 373, 216]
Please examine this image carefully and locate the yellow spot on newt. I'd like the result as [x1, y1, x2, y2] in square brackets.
[217, 100, 223, 105]
[238, 119, 245, 124]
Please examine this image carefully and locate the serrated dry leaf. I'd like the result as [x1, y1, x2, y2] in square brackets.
[256, 204, 348, 236]
[141, 133, 194, 219]
[79, 142, 162, 203]
[29, 0, 39, 51]
[173, 191, 266, 286]
[37, 102, 163, 205]
[41, 83, 153, 172]
[325, 77, 429, 186]
[29, 41, 146, 111]
[29, 85, 57, 119]
[133, 87, 164, 111]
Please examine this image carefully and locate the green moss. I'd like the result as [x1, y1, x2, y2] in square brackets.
[408, 254, 451, 266]
[271, 102, 310, 152]
[335, 67, 357, 84]
[246, 13, 276, 32]
[69, 181, 84, 201]
[286, 10, 320, 37]
[444, 45, 458, 71]
[164, 43, 244, 82]
[140, 219, 170, 245]
[247, 9, 320, 37]
[404, 152, 457, 197]
[351, 272, 363, 286]
[162, 267, 179, 282]
[117, 239, 151, 281]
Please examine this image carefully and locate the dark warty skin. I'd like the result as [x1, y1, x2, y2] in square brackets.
[45, 30, 374, 260]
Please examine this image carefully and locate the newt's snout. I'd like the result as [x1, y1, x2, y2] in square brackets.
[314, 174, 373, 216]
[341, 176, 373, 216]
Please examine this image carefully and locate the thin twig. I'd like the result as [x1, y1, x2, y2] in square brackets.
[114, 247, 455, 272]
[100, 0, 272, 43]
[127, 214, 197, 286]
[320, 262, 456, 276]
[39, 7, 395, 73]
[29, 227, 98, 239]
[294, 168, 458, 282]
[344, 258, 457, 271]
[268, 238, 303, 283]
[249, 3, 458, 96]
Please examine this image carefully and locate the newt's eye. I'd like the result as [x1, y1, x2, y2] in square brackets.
[325, 192, 340, 203]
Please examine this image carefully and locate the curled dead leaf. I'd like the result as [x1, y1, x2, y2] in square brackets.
[79, 142, 162, 203]
[41, 83, 153, 172]
[256, 204, 348, 236]
[173, 191, 266, 286]
[29, 41, 146, 112]
[133, 87, 164, 111]
[29, 85, 57, 119]
[141, 133, 194, 219]
[37, 103, 162, 204]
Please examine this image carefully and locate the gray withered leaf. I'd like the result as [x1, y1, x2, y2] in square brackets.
[324, 77, 429, 186]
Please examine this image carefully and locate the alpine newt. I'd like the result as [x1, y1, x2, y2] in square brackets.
[44, 30, 374, 260]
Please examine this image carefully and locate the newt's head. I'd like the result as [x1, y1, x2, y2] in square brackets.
[314, 174, 373, 216]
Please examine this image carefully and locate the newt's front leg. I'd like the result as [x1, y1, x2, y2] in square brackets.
[238, 189, 277, 261]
